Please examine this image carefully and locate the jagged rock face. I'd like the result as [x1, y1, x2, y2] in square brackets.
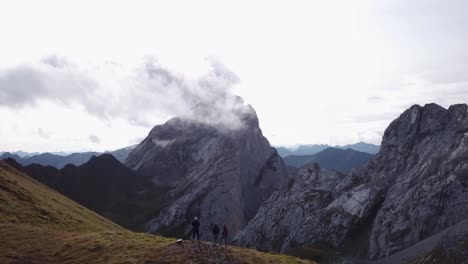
[234, 164, 346, 252]
[367, 103, 468, 258]
[125, 105, 288, 238]
[235, 103, 468, 260]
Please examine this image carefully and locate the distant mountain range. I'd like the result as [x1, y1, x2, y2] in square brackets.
[2, 142, 378, 168]
[0, 150, 69, 157]
[0, 145, 136, 169]
[276, 141, 380, 156]
[283, 147, 374, 173]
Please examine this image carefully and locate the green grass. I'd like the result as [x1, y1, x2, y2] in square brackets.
[0, 162, 315, 264]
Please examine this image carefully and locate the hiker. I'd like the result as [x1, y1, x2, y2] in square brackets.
[192, 217, 200, 241]
[220, 224, 228, 248]
[212, 224, 220, 243]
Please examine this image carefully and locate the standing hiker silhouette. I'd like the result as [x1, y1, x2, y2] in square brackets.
[212, 224, 220, 243]
[192, 217, 200, 242]
[220, 224, 228, 249]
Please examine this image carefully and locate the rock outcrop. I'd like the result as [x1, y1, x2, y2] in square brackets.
[366, 103, 468, 259]
[125, 102, 288, 237]
[235, 103, 468, 261]
[234, 163, 346, 252]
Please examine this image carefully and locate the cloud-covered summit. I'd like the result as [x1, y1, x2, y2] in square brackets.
[0, 55, 250, 130]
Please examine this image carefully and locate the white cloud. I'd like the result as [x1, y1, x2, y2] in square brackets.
[0, 55, 253, 152]
[152, 139, 175, 148]
[1, 0, 468, 151]
[0, 55, 247, 129]
[89, 134, 101, 144]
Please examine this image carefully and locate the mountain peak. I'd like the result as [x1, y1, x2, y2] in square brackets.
[88, 153, 119, 163]
[81, 153, 129, 173]
[239, 102, 468, 261]
[381, 103, 468, 154]
[125, 105, 287, 237]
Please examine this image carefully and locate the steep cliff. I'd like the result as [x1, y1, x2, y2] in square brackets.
[235, 103, 468, 261]
[234, 163, 346, 252]
[126, 103, 288, 237]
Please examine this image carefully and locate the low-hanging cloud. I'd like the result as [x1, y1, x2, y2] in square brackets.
[89, 134, 101, 144]
[0, 55, 251, 130]
[37, 128, 52, 139]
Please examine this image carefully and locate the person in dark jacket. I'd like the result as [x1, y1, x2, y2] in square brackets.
[220, 224, 228, 248]
[212, 224, 220, 243]
[192, 217, 200, 241]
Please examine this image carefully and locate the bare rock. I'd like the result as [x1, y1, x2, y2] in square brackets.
[235, 103, 468, 261]
[126, 103, 288, 238]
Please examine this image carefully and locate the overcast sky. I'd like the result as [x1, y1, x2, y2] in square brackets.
[1, 0, 468, 152]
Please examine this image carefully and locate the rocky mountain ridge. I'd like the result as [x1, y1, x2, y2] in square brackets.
[235, 103, 468, 262]
[0, 145, 136, 168]
[276, 142, 380, 157]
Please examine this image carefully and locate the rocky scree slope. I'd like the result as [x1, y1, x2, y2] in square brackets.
[235, 103, 468, 261]
[125, 104, 288, 238]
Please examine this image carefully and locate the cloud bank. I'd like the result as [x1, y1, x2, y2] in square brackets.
[0, 55, 249, 131]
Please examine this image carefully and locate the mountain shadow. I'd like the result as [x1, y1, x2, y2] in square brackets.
[4, 154, 167, 231]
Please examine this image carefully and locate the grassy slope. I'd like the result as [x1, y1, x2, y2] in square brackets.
[0, 162, 314, 264]
[0, 161, 122, 232]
